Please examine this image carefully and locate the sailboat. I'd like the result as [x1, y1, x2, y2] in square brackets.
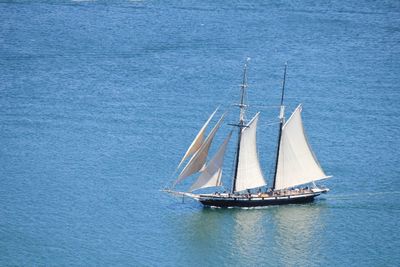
[164, 61, 331, 208]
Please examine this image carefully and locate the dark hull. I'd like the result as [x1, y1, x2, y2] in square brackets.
[199, 194, 318, 208]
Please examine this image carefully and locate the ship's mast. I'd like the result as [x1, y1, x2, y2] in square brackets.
[272, 63, 287, 191]
[231, 59, 249, 193]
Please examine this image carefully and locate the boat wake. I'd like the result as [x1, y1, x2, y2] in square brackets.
[328, 191, 400, 200]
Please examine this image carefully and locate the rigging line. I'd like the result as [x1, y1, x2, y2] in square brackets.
[250, 105, 282, 109]
[162, 160, 182, 189]
[265, 121, 280, 126]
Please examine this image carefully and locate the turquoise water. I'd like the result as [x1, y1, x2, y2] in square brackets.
[1, 1, 400, 266]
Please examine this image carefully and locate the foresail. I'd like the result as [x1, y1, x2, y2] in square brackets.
[177, 108, 218, 169]
[174, 112, 226, 186]
[235, 113, 267, 192]
[274, 105, 329, 190]
[189, 131, 232, 192]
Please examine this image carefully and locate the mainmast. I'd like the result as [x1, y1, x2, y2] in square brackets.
[231, 59, 249, 193]
[272, 63, 287, 191]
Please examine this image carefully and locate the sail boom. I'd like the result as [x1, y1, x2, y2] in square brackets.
[275, 176, 332, 190]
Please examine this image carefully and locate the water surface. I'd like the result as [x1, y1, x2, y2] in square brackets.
[1, 0, 399, 266]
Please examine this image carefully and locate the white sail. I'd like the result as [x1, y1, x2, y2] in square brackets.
[174, 113, 226, 186]
[235, 113, 267, 192]
[189, 131, 232, 192]
[274, 105, 330, 190]
[177, 108, 218, 169]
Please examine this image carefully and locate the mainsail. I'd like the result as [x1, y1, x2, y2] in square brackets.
[274, 105, 330, 190]
[177, 108, 218, 169]
[189, 131, 232, 192]
[234, 113, 267, 192]
[174, 112, 226, 186]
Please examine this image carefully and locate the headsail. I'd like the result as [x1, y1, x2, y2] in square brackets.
[234, 113, 267, 192]
[189, 131, 232, 192]
[173, 112, 226, 187]
[177, 108, 218, 169]
[274, 105, 330, 190]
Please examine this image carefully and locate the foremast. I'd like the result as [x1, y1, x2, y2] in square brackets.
[231, 59, 249, 193]
[272, 63, 287, 191]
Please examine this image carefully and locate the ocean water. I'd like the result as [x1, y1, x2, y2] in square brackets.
[1, 0, 400, 266]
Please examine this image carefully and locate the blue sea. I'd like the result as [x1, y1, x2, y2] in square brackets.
[1, 1, 399, 266]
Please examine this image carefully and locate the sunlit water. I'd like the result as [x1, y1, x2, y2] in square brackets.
[1, 1, 399, 266]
